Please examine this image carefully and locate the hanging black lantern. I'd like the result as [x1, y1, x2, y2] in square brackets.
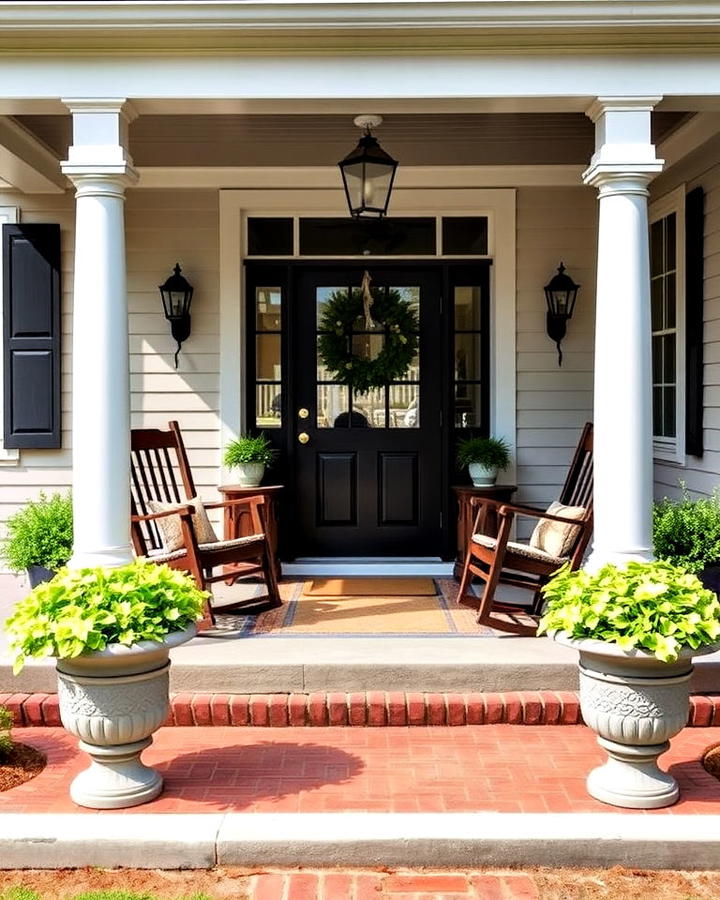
[338, 115, 398, 219]
[544, 262, 580, 366]
[159, 263, 194, 368]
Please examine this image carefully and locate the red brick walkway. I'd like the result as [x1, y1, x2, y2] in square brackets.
[247, 869, 542, 898]
[4, 724, 719, 815]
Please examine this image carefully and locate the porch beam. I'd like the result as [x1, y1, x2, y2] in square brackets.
[0, 116, 65, 194]
[583, 96, 663, 570]
[61, 98, 138, 569]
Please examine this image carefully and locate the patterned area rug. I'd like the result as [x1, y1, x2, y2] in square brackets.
[214, 579, 503, 637]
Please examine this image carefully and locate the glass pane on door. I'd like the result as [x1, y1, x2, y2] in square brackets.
[315, 283, 421, 429]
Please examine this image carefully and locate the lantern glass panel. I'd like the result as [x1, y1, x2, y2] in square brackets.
[169, 291, 187, 317]
[342, 163, 364, 212]
[363, 163, 394, 212]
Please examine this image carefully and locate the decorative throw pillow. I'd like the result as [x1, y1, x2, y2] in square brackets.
[147, 496, 218, 552]
[529, 501, 586, 558]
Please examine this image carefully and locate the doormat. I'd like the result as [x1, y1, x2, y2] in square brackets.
[302, 577, 436, 597]
[231, 579, 501, 636]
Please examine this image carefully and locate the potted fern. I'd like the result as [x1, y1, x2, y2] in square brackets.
[5, 560, 206, 809]
[223, 433, 277, 487]
[456, 436, 511, 486]
[1, 492, 72, 587]
[538, 560, 720, 809]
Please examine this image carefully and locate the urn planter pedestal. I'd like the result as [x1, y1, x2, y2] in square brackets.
[56, 624, 195, 809]
[554, 634, 718, 809]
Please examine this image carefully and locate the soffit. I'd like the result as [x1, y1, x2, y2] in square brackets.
[15, 111, 689, 168]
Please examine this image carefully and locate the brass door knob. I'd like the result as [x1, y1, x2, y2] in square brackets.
[298, 408, 309, 419]
[298, 432, 310, 444]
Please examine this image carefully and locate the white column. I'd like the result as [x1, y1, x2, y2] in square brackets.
[61, 99, 138, 568]
[583, 98, 664, 569]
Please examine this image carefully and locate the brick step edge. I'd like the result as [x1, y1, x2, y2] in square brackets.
[4, 691, 720, 728]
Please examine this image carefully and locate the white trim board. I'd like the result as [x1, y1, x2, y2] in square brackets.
[138, 166, 584, 190]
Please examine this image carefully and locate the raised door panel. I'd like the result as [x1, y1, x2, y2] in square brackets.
[317, 452, 357, 525]
[379, 452, 418, 526]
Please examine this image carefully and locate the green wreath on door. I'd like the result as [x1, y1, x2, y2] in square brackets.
[317, 284, 418, 395]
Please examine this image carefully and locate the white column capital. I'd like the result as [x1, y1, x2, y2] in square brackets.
[61, 167, 139, 195]
[583, 95, 663, 186]
[61, 98, 138, 123]
[61, 98, 137, 171]
[585, 96, 663, 123]
[582, 167, 661, 194]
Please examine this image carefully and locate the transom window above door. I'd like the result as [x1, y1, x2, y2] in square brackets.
[246, 216, 489, 258]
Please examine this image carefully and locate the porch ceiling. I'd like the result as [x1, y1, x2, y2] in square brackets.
[15, 111, 689, 168]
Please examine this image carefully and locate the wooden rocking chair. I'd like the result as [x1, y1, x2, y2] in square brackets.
[130, 420, 281, 624]
[457, 422, 593, 635]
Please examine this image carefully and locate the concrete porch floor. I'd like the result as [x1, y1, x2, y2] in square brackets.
[3, 572, 720, 695]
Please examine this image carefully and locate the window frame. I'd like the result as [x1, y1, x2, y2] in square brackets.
[0, 207, 20, 466]
[649, 185, 686, 464]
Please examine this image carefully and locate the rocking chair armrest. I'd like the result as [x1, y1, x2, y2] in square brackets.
[203, 497, 265, 512]
[132, 505, 194, 523]
[497, 502, 588, 526]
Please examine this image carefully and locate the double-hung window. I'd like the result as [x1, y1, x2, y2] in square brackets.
[649, 186, 685, 462]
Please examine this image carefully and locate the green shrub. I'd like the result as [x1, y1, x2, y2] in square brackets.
[653, 489, 720, 574]
[5, 561, 207, 674]
[538, 559, 720, 662]
[456, 436, 511, 470]
[223, 433, 276, 468]
[0, 492, 72, 573]
[0, 705, 12, 759]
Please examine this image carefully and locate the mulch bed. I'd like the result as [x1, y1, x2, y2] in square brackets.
[702, 742, 720, 780]
[0, 743, 46, 791]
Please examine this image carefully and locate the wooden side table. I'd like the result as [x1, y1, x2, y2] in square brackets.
[218, 484, 283, 579]
[452, 484, 517, 579]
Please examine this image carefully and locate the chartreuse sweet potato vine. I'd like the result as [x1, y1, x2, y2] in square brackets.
[5, 561, 207, 674]
[537, 560, 720, 662]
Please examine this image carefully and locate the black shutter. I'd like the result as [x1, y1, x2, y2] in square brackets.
[685, 187, 704, 457]
[2, 224, 61, 449]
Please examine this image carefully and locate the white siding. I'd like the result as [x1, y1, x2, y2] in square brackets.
[514, 186, 597, 534]
[0, 182, 602, 547]
[651, 134, 720, 501]
[0, 188, 222, 534]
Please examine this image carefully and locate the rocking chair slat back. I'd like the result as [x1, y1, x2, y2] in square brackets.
[558, 422, 594, 510]
[130, 421, 198, 556]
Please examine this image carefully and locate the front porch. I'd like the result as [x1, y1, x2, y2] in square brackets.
[4, 573, 720, 696]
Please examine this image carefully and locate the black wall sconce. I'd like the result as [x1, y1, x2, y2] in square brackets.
[159, 263, 193, 368]
[544, 262, 580, 366]
[338, 115, 398, 219]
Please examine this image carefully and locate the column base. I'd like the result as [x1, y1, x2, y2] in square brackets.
[585, 549, 653, 573]
[68, 545, 135, 569]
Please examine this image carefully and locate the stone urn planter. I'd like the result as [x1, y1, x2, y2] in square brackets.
[56, 624, 196, 809]
[554, 633, 718, 809]
[6, 561, 207, 810]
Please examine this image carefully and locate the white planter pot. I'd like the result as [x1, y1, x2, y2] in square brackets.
[236, 462, 265, 488]
[554, 633, 718, 809]
[468, 463, 498, 486]
[56, 624, 196, 809]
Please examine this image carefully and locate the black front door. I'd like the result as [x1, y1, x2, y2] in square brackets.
[292, 266, 443, 557]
